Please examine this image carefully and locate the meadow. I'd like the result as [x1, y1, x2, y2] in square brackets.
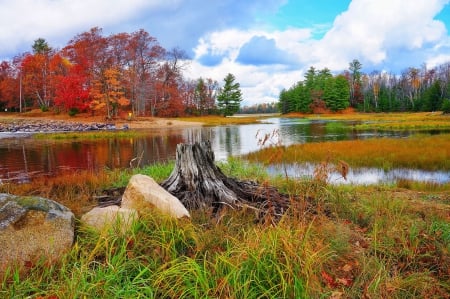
[1, 112, 449, 298]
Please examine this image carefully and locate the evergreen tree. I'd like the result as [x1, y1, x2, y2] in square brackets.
[217, 73, 243, 116]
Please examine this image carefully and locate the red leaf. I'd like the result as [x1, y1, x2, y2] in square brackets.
[321, 271, 337, 288]
[336, 277, 353, 286]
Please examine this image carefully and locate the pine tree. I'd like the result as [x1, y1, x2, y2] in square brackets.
[217, 73, 243, 116]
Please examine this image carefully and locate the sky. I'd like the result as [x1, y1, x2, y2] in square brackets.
[1, 0, 449, 106]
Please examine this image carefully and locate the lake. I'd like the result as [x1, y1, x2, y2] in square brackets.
[0, 118, 448, 184]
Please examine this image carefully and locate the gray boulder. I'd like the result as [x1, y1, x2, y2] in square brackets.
[0, 193, 74, 278]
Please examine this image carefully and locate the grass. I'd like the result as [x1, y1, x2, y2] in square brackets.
[246, 133, 450, 171]
[302, 111, 450, 131]
[176, 115, 267, 126]
[1, 159, 449, 298]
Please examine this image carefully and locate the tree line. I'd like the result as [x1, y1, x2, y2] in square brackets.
[0, 27, 243, 118]
[279, 59, 450, 114]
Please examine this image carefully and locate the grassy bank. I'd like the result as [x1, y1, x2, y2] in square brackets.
[176, 115, 266, 126]
[246, 133, 450, 171]
[303, 111, 450, 131]
[1, 160, 449, 298]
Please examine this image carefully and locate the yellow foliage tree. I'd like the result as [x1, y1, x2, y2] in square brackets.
[90, 68, 130, 119]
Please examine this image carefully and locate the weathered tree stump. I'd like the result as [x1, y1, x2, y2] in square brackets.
[160, 141, 290, 221]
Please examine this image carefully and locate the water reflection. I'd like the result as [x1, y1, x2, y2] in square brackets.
[0, 118, 448, 184]
[268, 163, 450, 185]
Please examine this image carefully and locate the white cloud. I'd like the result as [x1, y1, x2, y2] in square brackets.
[0, 0, 154, 56]
[314, 0, 449, 69]
[426, 53, 450, 68]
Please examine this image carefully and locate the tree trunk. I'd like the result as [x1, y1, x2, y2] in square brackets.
[160, 141, 290, 221]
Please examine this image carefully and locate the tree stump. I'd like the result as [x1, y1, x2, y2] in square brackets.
[160, 141, 290, 222]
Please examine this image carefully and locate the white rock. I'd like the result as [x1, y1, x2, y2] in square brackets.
[122, 174, 190, 219]
[81, 206, 137, 233]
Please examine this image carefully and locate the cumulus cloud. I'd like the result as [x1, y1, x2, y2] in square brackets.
[0, 0, 153, 57]
[236, 36, 297, 66]
[312, 0, 449, 70]
[0, 0, 285, 59]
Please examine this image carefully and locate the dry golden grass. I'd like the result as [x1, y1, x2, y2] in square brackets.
[0, 169, 119, 216]
[176, 115, 265, 125]
[303, 111, 450, 130]
[246, 134, 450, 171]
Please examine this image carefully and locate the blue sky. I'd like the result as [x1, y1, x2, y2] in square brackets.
[1, 0, 449, 105]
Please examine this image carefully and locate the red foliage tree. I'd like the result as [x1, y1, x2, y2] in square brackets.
[54, 65, 90, 114]
[0, 61, 20, 109]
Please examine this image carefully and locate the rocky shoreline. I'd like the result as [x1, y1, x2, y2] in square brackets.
[0, 119, 128, 133]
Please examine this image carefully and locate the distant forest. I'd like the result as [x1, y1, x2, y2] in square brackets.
[0, 27, 221, 118]
[279, 59, 450, 114]
[238, 102, 278, 114]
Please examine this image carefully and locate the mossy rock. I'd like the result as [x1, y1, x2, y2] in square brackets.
[0, 193, 74, 279]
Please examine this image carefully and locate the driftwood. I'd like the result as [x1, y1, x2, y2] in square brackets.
[93, 186, 125, 207]
[160, 141, 291, 221]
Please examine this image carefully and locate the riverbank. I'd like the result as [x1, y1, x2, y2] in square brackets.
[0, 110, 277, 133]
[0, 111, 203, 132]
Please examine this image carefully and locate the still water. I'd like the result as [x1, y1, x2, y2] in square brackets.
[0, 118, 448, 184]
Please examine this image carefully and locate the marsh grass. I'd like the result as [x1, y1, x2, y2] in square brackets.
[1, 160, 449, 297]
[246, 133, 450, 171]
[290, 111, 450, 131]
[177, 115, 266, 126]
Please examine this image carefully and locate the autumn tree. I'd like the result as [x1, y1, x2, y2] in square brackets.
[54, 64, 90, 115]
[20, 38, 58, 110]
[153, 48, 189, 117]
[63, 27, 109, 79]
[348, 59, 364, 107]
[193, 77, 218, 115]
[124, 29, 165, 116]
[90, 68, 130, 118]
[217, 73, 243, 116]
[0, 61, 20, 110]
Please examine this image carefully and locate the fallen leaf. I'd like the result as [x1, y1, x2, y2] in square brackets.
[342, 264, 353, 272]
[336, 277, 353, 286]
[330, 291, 343, 299]
[321, 271, 337, 288]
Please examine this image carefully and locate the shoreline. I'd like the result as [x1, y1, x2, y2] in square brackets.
[0, 112, 203, 132]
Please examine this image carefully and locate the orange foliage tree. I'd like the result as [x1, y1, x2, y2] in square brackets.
[90, 68, 130, 119]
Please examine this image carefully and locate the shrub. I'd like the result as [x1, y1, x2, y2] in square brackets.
[441, 99, 450, 114]
[68, 107, 79, 116]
